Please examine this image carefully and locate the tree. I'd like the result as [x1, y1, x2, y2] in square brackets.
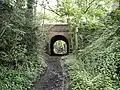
[24, 0, 38, 54]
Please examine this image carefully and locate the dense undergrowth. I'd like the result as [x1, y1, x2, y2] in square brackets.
[0, 56, 44, 90]
[54, 0, 120, 89]
[0, 0, 45, 90]
[68, 8, 120, 90]
[0, 0, 120, 89]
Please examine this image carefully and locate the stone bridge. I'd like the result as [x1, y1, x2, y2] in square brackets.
[43, 23, 73, 56]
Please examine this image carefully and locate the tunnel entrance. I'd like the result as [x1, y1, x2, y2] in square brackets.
[50, 35, 69, 56]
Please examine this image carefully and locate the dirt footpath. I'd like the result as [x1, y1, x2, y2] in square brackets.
[33, 55, 71, 90]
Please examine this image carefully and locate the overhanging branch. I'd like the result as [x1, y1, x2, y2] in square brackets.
[84, 0, 96, 14]
[39, 3, 61, 16]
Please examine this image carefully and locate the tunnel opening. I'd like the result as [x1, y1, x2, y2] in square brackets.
[50, 35, 69, 56]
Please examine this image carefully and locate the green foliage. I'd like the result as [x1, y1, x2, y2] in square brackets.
[53, 40, 67, 54]
[0, 0, 45, 90]
[0, 55, 45, 90]
[69, 18, 120, 90]
[56, 0, 120, 89]
[68, 48, 120, 90]
[111, 9, 120, 21]
[1, 0, 120, 89]
[0, 1, 26, 63]
[69, 67, 119, 90]
[4, 45, 27, 62]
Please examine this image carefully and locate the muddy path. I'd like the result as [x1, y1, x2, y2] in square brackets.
[33, 55, 71, 90]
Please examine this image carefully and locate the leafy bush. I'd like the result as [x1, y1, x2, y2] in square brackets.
[0, 0, 46, 90]
[0, 55, 45, 90]
[66, 3, 120, 89]
[68, 52, 120, 90]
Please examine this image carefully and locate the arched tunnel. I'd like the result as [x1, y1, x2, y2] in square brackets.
[50, 35, 69, 56]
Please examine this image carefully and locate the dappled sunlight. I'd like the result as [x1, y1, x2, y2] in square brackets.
[53, 40, 67, 55]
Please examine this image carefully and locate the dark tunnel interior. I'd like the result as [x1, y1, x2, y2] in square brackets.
[50, 35, 69, 56]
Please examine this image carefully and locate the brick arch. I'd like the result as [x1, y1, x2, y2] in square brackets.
[43, 23, 73, 55]
[50, 35, 69, 56]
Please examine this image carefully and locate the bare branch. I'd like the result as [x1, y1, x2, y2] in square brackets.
[0, 10, 12, 38]
[0, 23, 9, 38]
[39, 3, 61, 16]
[84, 0, 96, 14]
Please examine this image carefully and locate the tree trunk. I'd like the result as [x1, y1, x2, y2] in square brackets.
[26, 0, 35, 23]
[25, 0, 37, 54]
